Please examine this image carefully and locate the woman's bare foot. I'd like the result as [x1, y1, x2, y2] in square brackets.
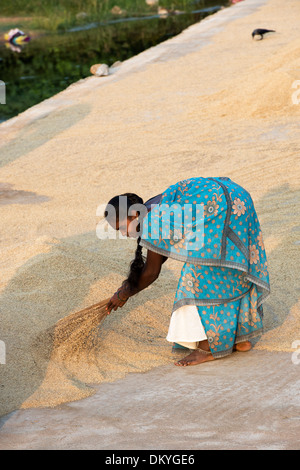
[174, 340, 214, 367]
[174, 340, 252, 366]
[234, 341, 252, 352]
[174, 348, 214, 366]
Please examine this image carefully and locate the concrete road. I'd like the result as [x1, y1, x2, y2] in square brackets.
[0, 350, 299, 450]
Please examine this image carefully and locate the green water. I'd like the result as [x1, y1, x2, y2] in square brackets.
[0, 1, 229, 122]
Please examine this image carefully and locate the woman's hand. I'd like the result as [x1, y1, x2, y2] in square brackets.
[106, 287, 129, 314]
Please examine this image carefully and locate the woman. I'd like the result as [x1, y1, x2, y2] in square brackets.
[105, 177, 270, 366]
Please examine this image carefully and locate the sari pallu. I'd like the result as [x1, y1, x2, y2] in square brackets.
[140, 177, 270, 358]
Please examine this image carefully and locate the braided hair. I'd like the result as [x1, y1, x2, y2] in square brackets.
[104, 193, 145, 291]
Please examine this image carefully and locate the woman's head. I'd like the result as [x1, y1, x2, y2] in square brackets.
[104, 193, 145, 238]
[104, 193, 146, 291]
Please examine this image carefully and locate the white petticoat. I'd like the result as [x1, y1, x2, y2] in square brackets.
[166, 304, 207, 350]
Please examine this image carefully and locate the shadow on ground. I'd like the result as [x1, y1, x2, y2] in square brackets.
[0, 230, 177, 421]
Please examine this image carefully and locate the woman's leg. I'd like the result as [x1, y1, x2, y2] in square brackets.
[234, 341, 252, 352]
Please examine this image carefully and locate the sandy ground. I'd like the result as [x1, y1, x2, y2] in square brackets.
[0, 0, 299, 449]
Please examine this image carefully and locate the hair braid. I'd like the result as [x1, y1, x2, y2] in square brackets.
[123, 193, 145, 291]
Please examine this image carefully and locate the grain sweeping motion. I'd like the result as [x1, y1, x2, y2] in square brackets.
[35, 299, 110, 360]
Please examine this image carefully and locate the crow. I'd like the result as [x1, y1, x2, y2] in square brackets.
[252, 28, 276, 40]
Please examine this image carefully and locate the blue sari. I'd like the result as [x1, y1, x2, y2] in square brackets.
[140, 177, 270, 358]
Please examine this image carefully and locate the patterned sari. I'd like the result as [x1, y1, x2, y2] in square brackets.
[140, 177, 270, 358]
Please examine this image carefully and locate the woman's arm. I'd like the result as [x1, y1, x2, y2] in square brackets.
[128, 249, 167, 295]
[106, 250, 167, 313]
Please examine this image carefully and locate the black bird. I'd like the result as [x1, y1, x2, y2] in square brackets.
[252, 28, 276, 40]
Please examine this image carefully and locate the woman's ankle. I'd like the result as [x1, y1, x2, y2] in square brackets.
[197, 339, 211, 352]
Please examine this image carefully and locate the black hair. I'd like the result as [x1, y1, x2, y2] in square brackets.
[104, 193, 145, 291]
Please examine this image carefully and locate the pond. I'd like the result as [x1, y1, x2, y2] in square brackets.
[0, 1, 229, 123]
